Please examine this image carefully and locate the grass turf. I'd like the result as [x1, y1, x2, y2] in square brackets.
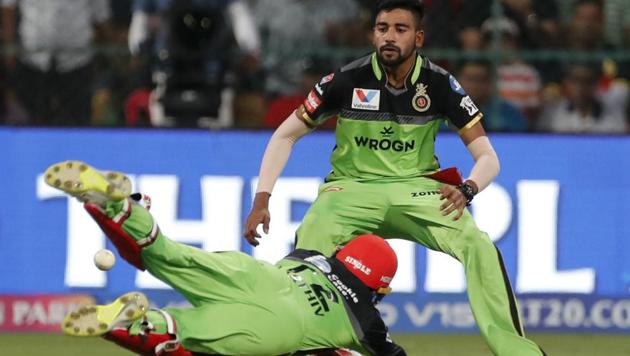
[1, 333, 629, 355]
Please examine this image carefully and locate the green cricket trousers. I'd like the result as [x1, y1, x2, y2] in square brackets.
[296, 177, 546, 356]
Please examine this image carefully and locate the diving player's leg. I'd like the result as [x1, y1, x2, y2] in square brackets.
[43, 161, 268, 305]
[60, 290, 305, 355]
[64, 268, 306, 355]
[295, 180, 388, 255]
[45, 160, 146, 269]
[62, 291, 193, 355]
[164, 302, 304, 355]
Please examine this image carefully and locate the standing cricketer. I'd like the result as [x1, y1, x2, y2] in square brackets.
[244, 1, 546, 355]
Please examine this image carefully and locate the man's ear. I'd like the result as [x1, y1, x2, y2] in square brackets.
[416, 30, 425, 48]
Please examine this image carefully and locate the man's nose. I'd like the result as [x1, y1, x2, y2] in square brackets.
[383, 28, 396, 41]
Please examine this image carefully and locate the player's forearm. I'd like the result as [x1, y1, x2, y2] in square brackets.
[255, 112, 311, 195]
[256, 137, 293, 194]
[465, 136, 500, 193]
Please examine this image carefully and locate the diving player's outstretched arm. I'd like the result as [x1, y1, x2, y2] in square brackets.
[438, 122, 500, 220]
[243, 112, 312, 246]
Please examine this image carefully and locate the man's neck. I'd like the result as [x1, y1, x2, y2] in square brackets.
[383, 54, 417, 89]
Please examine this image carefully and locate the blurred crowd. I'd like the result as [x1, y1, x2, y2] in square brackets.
[0, 0, 629, 134]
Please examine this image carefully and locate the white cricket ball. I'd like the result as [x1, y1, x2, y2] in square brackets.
[94, 249, 116, 271]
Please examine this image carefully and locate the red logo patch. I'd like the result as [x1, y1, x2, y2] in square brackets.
[304, 90, 321, 114]
[415, 96, 428, 109]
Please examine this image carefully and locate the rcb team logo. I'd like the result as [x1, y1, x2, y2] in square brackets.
[412, 83, 431, 112]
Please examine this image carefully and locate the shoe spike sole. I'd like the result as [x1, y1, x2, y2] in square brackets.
[62, 292, 149, 337]
[44, 160, 131, 204]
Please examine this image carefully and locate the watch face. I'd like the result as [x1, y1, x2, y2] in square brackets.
[458, 183, 474, 204]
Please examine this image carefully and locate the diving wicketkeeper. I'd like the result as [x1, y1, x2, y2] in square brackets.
[45, 161, 406, 356]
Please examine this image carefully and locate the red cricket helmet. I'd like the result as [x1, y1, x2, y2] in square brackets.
[335, 234, 398, 291]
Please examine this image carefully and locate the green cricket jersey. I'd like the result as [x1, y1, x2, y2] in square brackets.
[296, 52, 483, 181]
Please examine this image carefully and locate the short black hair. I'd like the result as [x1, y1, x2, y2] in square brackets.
[374, 0, 424, 29]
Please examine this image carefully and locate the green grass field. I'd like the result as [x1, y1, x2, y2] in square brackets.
[1, 333, 629, 355]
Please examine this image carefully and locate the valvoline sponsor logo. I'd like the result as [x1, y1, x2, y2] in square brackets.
[352, 88, 380, 110]
[356, 89, 377, 102]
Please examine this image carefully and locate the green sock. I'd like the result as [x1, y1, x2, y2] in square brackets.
[104, 199, 126, 219]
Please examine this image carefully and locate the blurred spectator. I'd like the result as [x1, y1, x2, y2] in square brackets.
[253, 0, 362, 97]
[456, 60, 528, 132]
[128, 0, 261, 128]
[557, 0, 630, 48]
[262, 58, 336, 130]
[91, 0, 136, 127]
[565, 0, 609, 50]
[481, 16, 543, 123]
[1, 0, 112, 126]
[599, 0, 630, 48]
[542, 0, 629, 97]
[537, 63, 628, 133]
[455, 0, 559, 50]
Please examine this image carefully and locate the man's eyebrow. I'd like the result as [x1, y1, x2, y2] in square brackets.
[375, 21, 411, 28]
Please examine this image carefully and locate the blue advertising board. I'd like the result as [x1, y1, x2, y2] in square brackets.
[0, 127, 629, 332]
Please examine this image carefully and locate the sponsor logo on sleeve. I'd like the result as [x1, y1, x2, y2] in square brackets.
[320, 73, 334, 84]
[459, 95, 479, 116]
[449, 75, 466, 95]
[304, 90, 322, 114]
[352, 88, 380, 110]
[315, 83, 323, 95]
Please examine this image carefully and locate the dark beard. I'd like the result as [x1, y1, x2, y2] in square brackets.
[378, 47, 413, 68]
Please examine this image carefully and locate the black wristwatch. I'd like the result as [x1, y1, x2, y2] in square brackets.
[456, 182, 476, 206]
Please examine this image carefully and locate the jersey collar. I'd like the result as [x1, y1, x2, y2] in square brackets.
[371, 52, 423, 89]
